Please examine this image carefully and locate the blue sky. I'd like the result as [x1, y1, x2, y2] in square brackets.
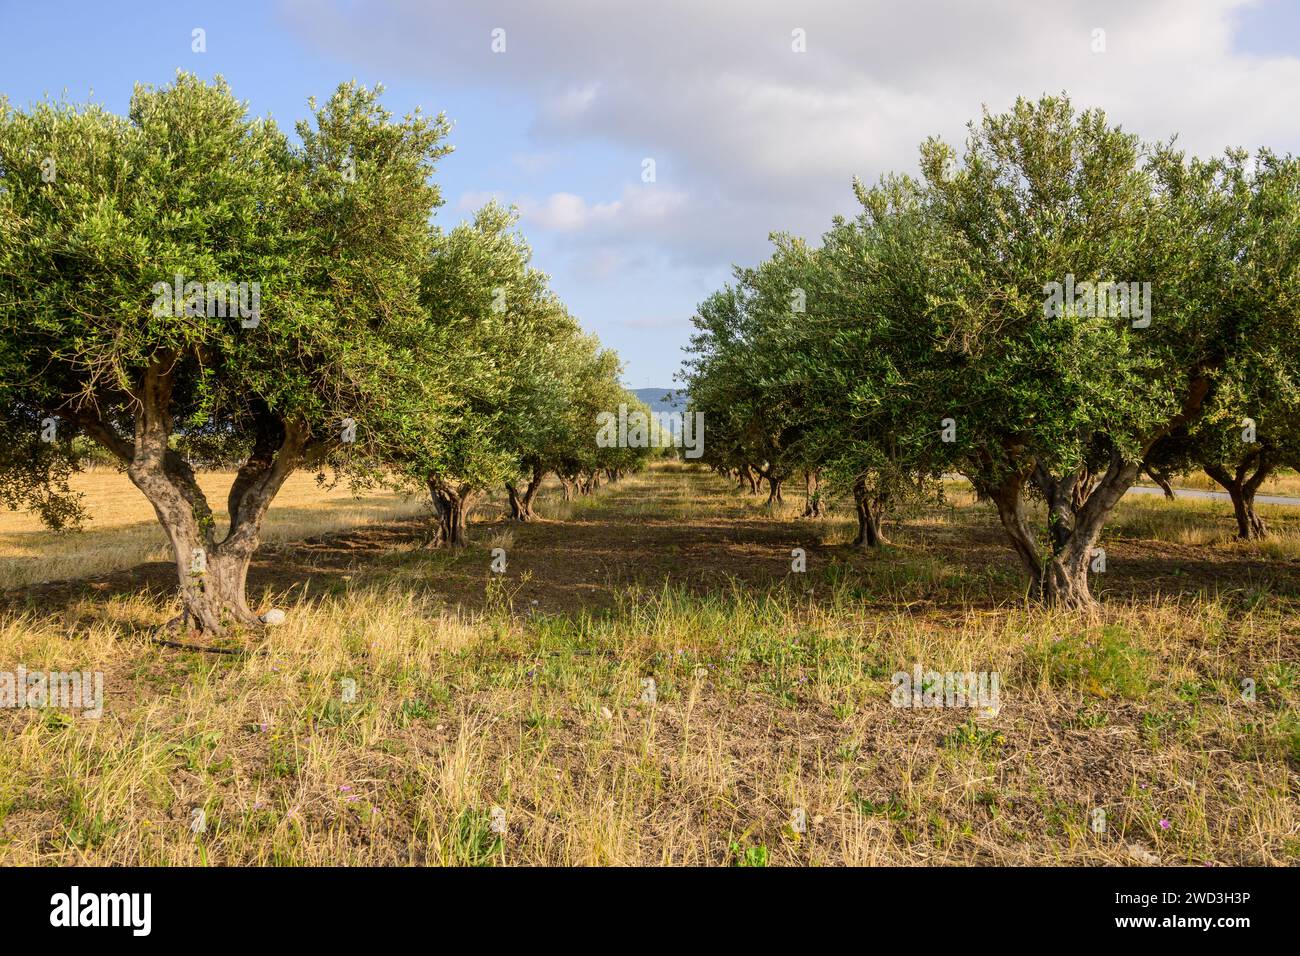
[2, 0, 1298, 387]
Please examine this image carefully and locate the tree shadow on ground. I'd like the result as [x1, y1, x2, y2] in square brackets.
[5, 467, 1300, 631]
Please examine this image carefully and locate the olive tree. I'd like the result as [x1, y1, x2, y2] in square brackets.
[684, 180, 945, 541]
[511, 340, 641, 516]
[1146, 324, 1300, 540]
[919, 98, 1299, 606]
[0, 74, 450, 633]
[683, 260, 809, 508]
[388, 203, 613, 542]
[799, 175, 951, 545]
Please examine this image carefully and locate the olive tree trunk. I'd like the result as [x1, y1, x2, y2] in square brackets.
[1205, 460, 1270, 540]
[981, 379, 1210, 609]
[986, 452, 1138, 609]
[506, 464, 546, 522]
[801, 469, 824, 518]
[764, 475, 784, 505]
[851, 476, 887, 548]
[77, 358, 306, 635]
[427, 478, 477, 546]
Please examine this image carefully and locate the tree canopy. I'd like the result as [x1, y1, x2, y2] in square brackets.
[684, 95, 1300, 607]
[0, 73, 636, 633]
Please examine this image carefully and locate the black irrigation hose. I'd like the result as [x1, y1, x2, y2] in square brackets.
[145, 614, 258, 656]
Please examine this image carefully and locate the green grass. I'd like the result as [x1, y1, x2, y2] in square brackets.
[0, 463, 1296, 865]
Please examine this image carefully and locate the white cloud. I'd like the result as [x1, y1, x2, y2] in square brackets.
[538, 82, 601, 125]
[454, 190, 504, 213]
[516, 185, 688, 234]
[521, 192, 600, 230]
[287, 0, 1300, 271]
[572, 246, 632, 281]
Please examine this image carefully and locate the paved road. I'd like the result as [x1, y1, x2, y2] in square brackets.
[1128, 485, 1300, 507]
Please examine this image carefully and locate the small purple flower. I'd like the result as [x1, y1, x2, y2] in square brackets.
[339, 785, 352, 792]
[1159, 818, 1171, 830]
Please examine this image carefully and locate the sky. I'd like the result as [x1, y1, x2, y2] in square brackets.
[2, 0, 1298, 387]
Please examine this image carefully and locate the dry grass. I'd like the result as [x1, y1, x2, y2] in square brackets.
[0, 463, 1296, 866]
[1135, 468, 1300, 499]
[0, 468, 427, 589]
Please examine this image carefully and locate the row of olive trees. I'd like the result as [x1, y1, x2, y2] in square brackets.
[682, 95, 1300, 609]
[0, 73, 651, 635]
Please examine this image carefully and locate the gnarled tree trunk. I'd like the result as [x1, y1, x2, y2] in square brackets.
[851, 476, 887, 548]
[764, 475, 784, 505]
[1032, 461, 1097, 555]
[983, 378, 1209, 609]
[506, 464, 546, 522]
[1142, 463, 1176, 500]
[427, 478, 477, 546]
[1205, 459, 1270, 540]
[79, 358, 306, 635]
[801, 469, 824, 518]
[985, 452, 1138, 609]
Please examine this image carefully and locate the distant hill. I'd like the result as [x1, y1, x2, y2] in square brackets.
[629, 388, 689, 437]
[630, 387, 688, 414]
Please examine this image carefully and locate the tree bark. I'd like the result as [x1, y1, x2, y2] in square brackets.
[851, 477, 887, 547]
[82, 356, 306, 635]
[1234, 488, 1268, 540]
[505, 483, 528, 522]
[801, 469, 824, 517]
[427, 478, 476, 546]
[987, 451, 1137, 609]
[1205, 459, 1270, 540]
[983, 377, 1208, 609]
[765, 475, 784, 505]
[1032, 461, 1095, 554]
[1142, 464, 1176, 500]
[506, 464, 546, 522]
